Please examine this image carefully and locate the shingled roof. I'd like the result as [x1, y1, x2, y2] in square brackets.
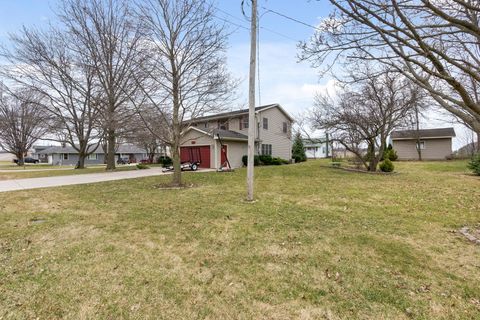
[188, 103, 294, 123]
[210, 129, 248, 141]
[391, 127, 456, 139]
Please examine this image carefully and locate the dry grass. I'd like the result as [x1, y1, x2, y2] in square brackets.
[0, 160, 479, 319]
[0, 165, 139, 181]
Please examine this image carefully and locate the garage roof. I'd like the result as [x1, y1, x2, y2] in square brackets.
[391, 127, 456, 140]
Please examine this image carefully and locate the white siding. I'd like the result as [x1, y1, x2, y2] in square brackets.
[393, 138, 453, 160]
[222, 141, 247, 168]
[256, 107, 292, 160]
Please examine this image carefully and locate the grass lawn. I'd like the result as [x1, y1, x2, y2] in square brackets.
[0, 165, 139, 181]
[0, 160, 479, 319]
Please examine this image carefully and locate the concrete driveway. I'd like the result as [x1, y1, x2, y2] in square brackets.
[0, 168, 214, 193]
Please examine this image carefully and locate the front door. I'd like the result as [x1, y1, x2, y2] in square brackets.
[220, 145, 228, 167]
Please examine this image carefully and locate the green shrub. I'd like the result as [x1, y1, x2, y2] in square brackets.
[292, 132, 307, 163]
[242, 155, 260, 166]
[468, 153, 480, 176]
[271, 157, 282, 165]
[379, 159, 394, 172]
[388, 149, 398, 161]
[136, 163, 149, 170]
[157, 156, 172, 167]
[259, 155, 273, 165]
[383, 148, 398, 161]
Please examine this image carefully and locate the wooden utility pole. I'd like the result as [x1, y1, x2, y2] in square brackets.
[246, 0, 257, 201]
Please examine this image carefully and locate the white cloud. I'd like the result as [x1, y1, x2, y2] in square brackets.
[226, 41, 333, 116]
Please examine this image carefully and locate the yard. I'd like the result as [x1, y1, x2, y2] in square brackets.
[0, 164, 140, 181]
[0, 160, 479, 319]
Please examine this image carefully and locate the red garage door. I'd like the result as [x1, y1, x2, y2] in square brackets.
[180, 146, 211, 168]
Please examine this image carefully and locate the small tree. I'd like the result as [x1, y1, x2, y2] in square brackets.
[0, 88, 48, 165]
[468, 153, 480, 176]
[292, 132, 307, 163]
[133, 0, 236, 186]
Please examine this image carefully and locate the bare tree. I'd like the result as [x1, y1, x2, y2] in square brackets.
[133, 0, 236, 186]
[59, 0, 144, 170]
[122, 111, 163, 163]
[301, 0, 480, 135]
[312, 69, 423, 171]
[1, 27, 103, 169]
[0, 88, 48, 165]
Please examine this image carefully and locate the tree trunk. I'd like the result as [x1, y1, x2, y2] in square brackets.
[171, 141, 181, 186]
[476, 131, 480, 153]
[367, 140, 377, 171]
[171, 64, 182, 186]
[76, 153, 86, 169]
[106, 129, 116, 170]
[16, 152, 24, 166]
[415, 108, 422, 161]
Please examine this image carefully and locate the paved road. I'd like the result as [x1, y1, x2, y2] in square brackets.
[0, 168, 213, 193]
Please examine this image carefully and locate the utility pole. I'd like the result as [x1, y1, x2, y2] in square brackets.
[246, 0, 257, 201]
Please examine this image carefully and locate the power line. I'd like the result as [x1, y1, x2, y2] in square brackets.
[260, 5, 320, 31]
[214, 10, 299, 41]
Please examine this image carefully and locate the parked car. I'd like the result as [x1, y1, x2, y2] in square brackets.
[117, 157, 130, 165]
[139, 159, 152, 164]
[13, 157, 39, 164]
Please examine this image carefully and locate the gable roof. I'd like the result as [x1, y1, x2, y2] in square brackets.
[184, 127, 248, 141]
[303, 138, 328, 146]
[391, 128, 456, 140]
[189, 103, 294, 123]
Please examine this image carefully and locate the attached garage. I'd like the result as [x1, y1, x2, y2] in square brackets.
[180, 146, 211, 169]
[180, 127, 248, 169]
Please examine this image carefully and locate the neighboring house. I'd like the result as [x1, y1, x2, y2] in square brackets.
[180, 104, 294, 169]
[391, 127, 456, 160]
[33, 144, 150, 166]
[303, 137, 331, 159]
[455, 141, 479, 158]
[0, 151, 14, 162]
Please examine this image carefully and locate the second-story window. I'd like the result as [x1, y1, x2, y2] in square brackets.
[240, 116, 249, 130]
[263, 117, 268, 130]
[218, 120, 229, 130]
[282, 122, 288, 133]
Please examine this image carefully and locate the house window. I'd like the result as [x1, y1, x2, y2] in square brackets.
[263, 117, 268, 130]
[240, 116, 249, 130]
[282, 122, 288, 133]
[218, 120, 229, 130]
[63, 153, 69, 160]
[88, 153, 97, 160]
[416, 141, 426, 150]
[261, 144, 272, 156]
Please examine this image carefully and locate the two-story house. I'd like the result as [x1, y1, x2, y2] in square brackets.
[180, 104, 294, 169]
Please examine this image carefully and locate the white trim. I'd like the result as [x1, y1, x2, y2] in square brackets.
[187, 104, 295, 124]
[392, 136, 454, 141]
[256, 104, 295, 122]
[182, 126, 210, 136]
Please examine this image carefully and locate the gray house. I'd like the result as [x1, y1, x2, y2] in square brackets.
[181, 104, 294, 169]
[391, 128, 456, 160]
[34, 145, 149, 166]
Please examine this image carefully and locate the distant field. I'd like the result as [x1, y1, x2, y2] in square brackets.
[0, 160, 479, 319]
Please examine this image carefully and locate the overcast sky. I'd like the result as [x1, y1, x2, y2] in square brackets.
[0, 0, 472, 149]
